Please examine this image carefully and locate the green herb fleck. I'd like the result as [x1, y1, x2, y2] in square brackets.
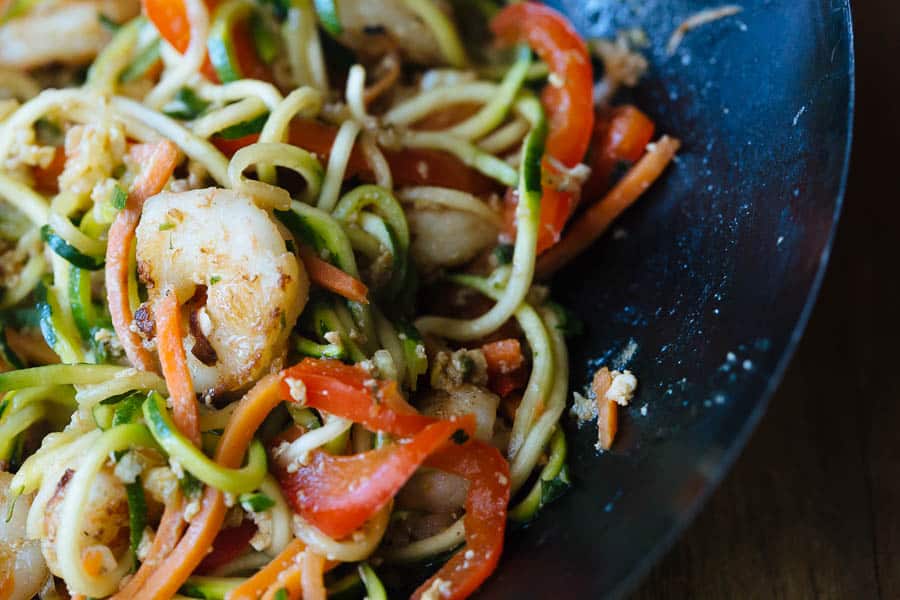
[159, 222, 175, 231]
[111, 184, 127, 210]
[493, 243, 515, 265]
[209, 275, 221, 286]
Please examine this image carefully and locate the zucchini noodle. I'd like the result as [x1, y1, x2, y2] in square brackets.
[398, 186, 503, 228]
[510, 305, 570, 492]
[292, 504, 391, 562]
[257, 86, 323, 182]
[258, 475, 293, 556]
[359, 134, 393, 189]
[400, 0, 468, 68]
[279, 413, 353, 463]
[228, 142, 324, 209]
[87, 17, 143, 95]
[197, 80, 285, 111]
[191, 96, 268, 139]
[317, 120, 361, 212]
[0, 171, 48, 225]
[283, 0, 328, 91]
[380, 517, 466, 563]
[346, 64, 368, 123]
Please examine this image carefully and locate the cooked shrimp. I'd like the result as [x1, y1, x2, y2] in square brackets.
[136, 188, 308, 394]
[418, 384, 500, 441]
[406, 206, 498, 271]
[0, 472, 49, 600]
[0, 0, 141, 70]
[40, 467, 130, 579]
[336, 0, 451, 65]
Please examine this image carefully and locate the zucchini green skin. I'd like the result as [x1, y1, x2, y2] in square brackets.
[120, 38, 162, 84]
[125, 477, 147, 558]
[312, 0, 342, 35]
[397, 320, 427, 391]
[295, 335, 346, 359]
[238, 491, 275, 512]
[40, 225, 105, 270]
[207, 0, 256, 84]
[277, 202, 359, 276]
[249, 12, 278, 64]
[0, 363, 127, 392]
[508, 427, 570, 523]
[179, 576, 244, 599]
[143, 392, 268, 495]
[303, 298, 366, 362]
[516, 96, 549, 215]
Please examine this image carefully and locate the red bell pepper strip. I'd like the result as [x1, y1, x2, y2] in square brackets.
[583, 105, 656, 202]
[411, 440, 511, 600]
[280, 358, 436, 437]
[492, 2, 595, 253]
[272, 415, 476, 540]
[197, 520, 257, 573]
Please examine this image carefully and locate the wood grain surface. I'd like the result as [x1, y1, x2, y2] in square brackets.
[634, 3, 900, 598]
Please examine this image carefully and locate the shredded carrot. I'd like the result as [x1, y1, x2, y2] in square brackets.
[300, 551, 327, 600]
[363, 52, 400, 106]
[298, 245, 369, 304]
[130, 375, 284, 600]
[106, 140, 180, 372]
[111, 495, 186, 600]
[155, 289, 201, 446]
[592, 367, 617, 450]
[81, 546, 106, 578]
[536, 135, 681, 278]
[230, 539, 306, 600]
[70, 596, 86, 600]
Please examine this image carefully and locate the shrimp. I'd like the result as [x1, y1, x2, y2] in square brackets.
[136, 188, 308, 394]
[0, 0, 141, 70]
[0, 472, 49, 600]
[335, 0, 452, 65]
[40, 467, 130, 580]
[406, 206, 498, 271]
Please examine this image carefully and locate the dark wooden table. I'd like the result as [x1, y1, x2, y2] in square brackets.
[634, 3, 900, 598]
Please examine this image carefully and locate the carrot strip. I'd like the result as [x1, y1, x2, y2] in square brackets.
[300, 552, 327, 600]
[298, 245, 369, 304]
[536, 136, 681, 277]
[592, 367, 617, 450]
[130, 375, 284, 600]
[111, 495, 186, 600]
[106, 140, 180, 372]
[155, 289, 201, 446]
[230, 539, 306, 600]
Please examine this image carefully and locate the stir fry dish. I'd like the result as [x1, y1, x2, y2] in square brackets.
[0, 1, 680, 598]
